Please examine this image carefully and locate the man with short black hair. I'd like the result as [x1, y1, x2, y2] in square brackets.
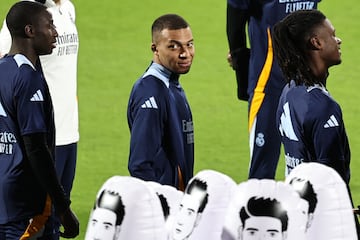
[0, 1, 79, 239]
[127, 14, 195, 190]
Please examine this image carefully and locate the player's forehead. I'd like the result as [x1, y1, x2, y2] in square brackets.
[35, 9, 53, 24]
[323, 18, 335, 33]
[154, 27, 193, 44]
[312, 18, 335, 36]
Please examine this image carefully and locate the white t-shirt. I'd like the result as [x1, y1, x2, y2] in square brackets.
[0, 0, 80, 145]
[0, 19, 11, 56]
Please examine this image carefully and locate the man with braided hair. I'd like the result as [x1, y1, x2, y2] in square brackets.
[273, 9, 345, 186]
[272, 9, 359, 236]
[226, 0, 321, 180]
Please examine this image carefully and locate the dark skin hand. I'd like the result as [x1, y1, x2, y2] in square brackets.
[59, 207, 80, 238]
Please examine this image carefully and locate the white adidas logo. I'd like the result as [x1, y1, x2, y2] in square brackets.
[324, 115, 339, 128]
[0, 102, 7, 117]
[30, 90, 44, 102]
[141, 96, 158, 109]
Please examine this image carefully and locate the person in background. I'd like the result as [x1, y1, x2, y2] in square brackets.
[226, 0, 321, 179]
[127, 13, 195, 190]
[0, 1, 79, 239]
[272, 9, 359, 236]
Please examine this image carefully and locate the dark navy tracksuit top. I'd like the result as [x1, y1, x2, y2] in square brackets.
[127, 62, 194, 189]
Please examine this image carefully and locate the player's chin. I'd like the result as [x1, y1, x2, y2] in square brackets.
[39, 48, 54, 56]
[176, 66, 192, 74]
[178, 70, 190, 75]
[334, 57, 342, 66]
[330, 54, 342, 66]
[336, 52, 342, 64]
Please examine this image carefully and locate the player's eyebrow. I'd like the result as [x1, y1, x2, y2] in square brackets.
[168, 39, 194, 45]
[266, 229, 280, 233]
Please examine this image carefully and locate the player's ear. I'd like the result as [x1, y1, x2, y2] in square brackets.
[24, 24, 34, 38]
[151, 43, 157, 53]
[308, 36, 321, 50]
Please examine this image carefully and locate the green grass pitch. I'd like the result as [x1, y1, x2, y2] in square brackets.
[0, 0, 359, 238]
